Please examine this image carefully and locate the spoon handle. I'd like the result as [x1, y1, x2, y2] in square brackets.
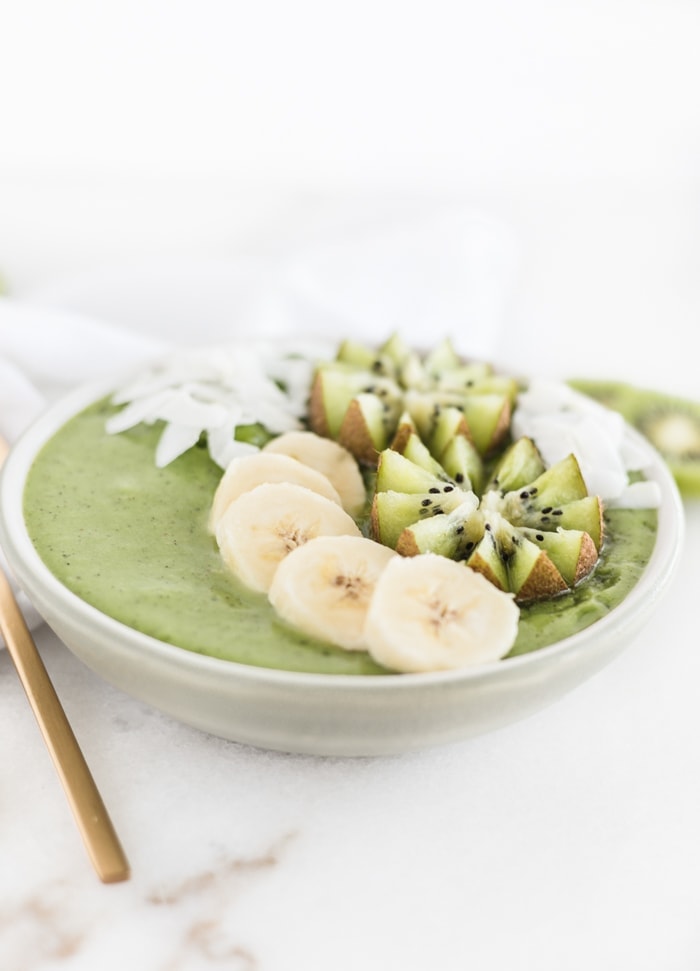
[0, 570, 130, 882]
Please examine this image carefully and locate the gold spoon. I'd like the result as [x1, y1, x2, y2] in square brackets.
[0, 436, 130, 883]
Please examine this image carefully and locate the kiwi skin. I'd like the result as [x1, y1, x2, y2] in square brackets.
[569, 379, 700, 499]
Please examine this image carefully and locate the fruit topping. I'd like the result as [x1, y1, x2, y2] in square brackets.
[215, 481, 362, 594]
[369, 441, 603, 602]
[269, 535, 397, 652]
[262, 430, 367, 518]
[209, 451, 343, 533]
[363, 554, 520, 673]
[106, 339, 331, 468]
[103, 334, 665, 672]
[568, 378, 700, 498]
[309, 334, 517, 467]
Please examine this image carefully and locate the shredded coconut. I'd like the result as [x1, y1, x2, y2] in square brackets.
[106, 338, 334, 468]
[512, 380, 661, 509]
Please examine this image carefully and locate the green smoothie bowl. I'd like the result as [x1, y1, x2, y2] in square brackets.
[0, 338, 686, 756]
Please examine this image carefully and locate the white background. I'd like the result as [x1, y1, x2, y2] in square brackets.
[1, 0, 699, 388]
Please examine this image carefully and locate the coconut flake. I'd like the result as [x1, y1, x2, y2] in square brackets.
[206, 425, 259, 469]
[154, 422, 204, 468]
[513, 379, 660, 509]
[106, 340, 331, 468]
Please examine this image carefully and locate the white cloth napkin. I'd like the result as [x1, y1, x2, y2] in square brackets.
[0, 207, 518, 642]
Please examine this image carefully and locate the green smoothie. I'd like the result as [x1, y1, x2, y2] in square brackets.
[23, 398, 658, 675]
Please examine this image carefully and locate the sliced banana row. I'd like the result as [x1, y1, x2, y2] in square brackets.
[269, 534, 396, 652]
[216, 482, 362, 594]
[209, 429, 368, 533]
[209, 450, 343, 533]
[365, 554, 519, 673]
[213, 431, 519, 672]
[263, 430, 367, 517]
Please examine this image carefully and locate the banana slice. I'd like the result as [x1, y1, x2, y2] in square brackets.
[216, 482, 362, 593]
[364, 553, 519, 673]
[209, 451, 342, 533]
[269, 535, 397, 651]
[263, 430, 367, 517]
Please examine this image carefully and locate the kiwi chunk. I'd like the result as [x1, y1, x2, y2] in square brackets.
[396, 494, 483, 559]
[487, 454, 604, 555]
[428, 405, 472, 457]
[498, 454, 590, 517]
[458, 393, 512, 455]
[370, 437, 603, 602]
[398, 431, 450, 478]
[438, 434, 483, 493]
[496, 522, 568, 602]
[423, 336, 462, 377]
[518, 526, 598, 587]
[310, 334, 515, 467]
[304, 336, 658, 607]
[389, 410, 418, 453]
[484, 436, 546, 494]
[375, 447, 454, 494]
[466, 525, 509, 591]
[337, 392, 402, 465]
[335, 339, 386, 371]
[309, 366, 402, 440]
[370, 488, 467, 549]
[569, 378, 700, 498]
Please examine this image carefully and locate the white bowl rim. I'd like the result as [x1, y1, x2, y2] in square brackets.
[0, 376, 686, 692]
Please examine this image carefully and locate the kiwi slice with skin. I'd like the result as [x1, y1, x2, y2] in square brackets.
[389, 410, 419, 453]
[375, 447, 455, 494]
[494, 517, 568, 602]
[484, 436, 546, 495]
[458, 393, 512, 455]
[548, 496, 604, 551]
[310, 334, 517, 467]
[517, 526, 598, 587]
[337, 392, 403, 465]
[335, 339, 388, 371]
[370, 488, 467, 549]
[423, 336, 462, 377]
[569, 378, 700, 498]
[309, 366, 402, 438]
[434, 361, 494, 393]
[498, 453, 590, 514]
[371, 438, 603, 600]
[307, 336, 624, 604]
[467, 525, 509, 591]
[428, 405, 473, 457]
[399, 431, 450, 478]
[486, 455, 604, 553]
[466, 519, 569, 603]
[438, 433, 483, 493]
[396, 493, 483, 559]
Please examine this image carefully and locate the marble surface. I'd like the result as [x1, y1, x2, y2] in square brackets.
[2, 180, 700, 970]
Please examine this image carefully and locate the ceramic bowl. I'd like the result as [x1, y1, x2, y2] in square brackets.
[0, 381, 685, 757]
